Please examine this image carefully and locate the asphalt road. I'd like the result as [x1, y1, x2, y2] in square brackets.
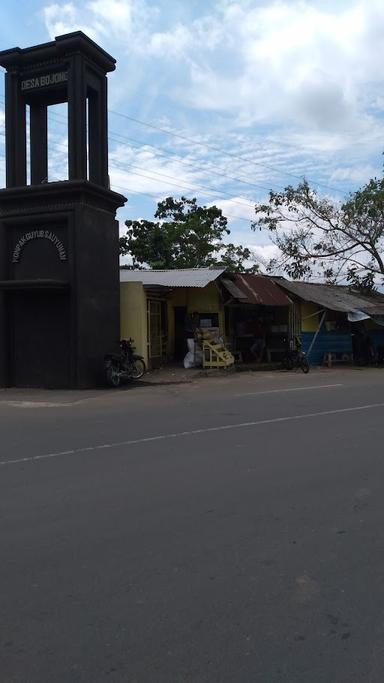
[1, 368, 384, 682]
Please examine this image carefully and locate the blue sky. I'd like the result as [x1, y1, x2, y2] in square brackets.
[1, 0, 384, 268]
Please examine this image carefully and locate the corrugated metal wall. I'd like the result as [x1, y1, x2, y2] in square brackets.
[302, 332, 352, 365]
[302, 330, 384, 365]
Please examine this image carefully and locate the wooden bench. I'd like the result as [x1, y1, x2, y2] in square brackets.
[323, 352, 353, 368]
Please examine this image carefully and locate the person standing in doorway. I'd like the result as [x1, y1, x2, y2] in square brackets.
[184, 311, 200, 347]
[250, 318, 266, 363]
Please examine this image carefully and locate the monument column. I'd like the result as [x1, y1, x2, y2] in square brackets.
[4, 67, 27, 187]
[0, 32, 126, 388]
[30, 104, 48, 184]
[88, 74, 109, 187]
[68, 53, 87, 181]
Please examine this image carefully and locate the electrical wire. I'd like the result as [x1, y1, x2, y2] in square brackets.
[0, 148, 255, 225]
[0, 99, 284, 196]
[0, 113, 269, 209]
[108, 109, 347, 195]
[0, 95, 348, 197]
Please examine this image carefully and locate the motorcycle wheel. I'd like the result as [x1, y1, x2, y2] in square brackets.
[130, 358, 146, 380]
[300, 358, 310, 374]
[106, 365, 121, 387]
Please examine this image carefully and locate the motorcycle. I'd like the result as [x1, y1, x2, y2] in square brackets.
[104, 339, 146, 387]
[282, 336, 310, 374]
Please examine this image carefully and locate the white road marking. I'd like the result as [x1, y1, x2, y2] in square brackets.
[1, 401, 383, 468]
[235, 383, 343, 397]
[3, 401, 76, 408]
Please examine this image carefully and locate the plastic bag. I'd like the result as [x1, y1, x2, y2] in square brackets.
[183, 339, 203, 368]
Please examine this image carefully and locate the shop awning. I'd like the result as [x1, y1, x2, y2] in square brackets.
[221, 274, 292, 306]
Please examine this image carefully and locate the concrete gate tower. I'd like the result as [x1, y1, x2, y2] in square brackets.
[0, 32, 126, 388]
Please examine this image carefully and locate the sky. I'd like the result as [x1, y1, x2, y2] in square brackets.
[1, 0, 384, 269]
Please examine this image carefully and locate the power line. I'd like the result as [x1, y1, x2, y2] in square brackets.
[0, 149, 255, 224]
[0, 77, 382, 191]
[108, 130, 278, 195]
[0, 106, 279, 199]
[0, 109, 342, 213]
[0, 96, 347, 196]
[0, 117, 263, 209]
[108, 109, 347, 196]
[110, 183, 254, 225]
[111, 159, 256, 210]
[0, 100, 282, 195]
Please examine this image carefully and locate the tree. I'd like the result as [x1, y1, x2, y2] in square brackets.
[252, 176, 384, 291]
[120, 196, 258, 272]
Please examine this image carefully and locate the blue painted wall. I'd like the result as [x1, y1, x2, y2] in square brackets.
[302, 332, 352, 365]
[302, 329, 384, 365]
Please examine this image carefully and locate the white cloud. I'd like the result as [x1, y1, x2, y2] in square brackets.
[43, 0, 152, 43]
[330, 164, 381, 185]
[36, 0, 384, 224]
[176, 0, 384, 135]
[87, 0, 134, 26]
[44, 2, 99, 40]
[108, 141, 232, 200]
[249, 243, 280, 271]
[41, 1, 384, 145]
[208, 197, 254, 224]
[148, 24, 193, 59]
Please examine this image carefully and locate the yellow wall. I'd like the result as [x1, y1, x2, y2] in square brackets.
[168, 283, 222, 315]
[301, 302, 321, 332]
[120, 281, 225, 364]
[120, 282, 148, 365]
[167, 283, 225, 356]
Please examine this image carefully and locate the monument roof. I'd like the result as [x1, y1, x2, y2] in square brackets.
[0, 31, 116, 72]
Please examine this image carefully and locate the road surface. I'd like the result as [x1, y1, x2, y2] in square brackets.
[1, 368, 384, 682]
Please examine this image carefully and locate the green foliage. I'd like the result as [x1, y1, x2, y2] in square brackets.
[252, 176, 384, 290]
[214, 243, 259, 273]
[120, 196, 258, 272]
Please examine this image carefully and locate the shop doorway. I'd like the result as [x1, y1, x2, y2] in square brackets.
[147, 299, 168, 368]
[174, 306, 187, 360]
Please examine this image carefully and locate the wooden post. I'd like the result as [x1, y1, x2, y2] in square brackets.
[307, 310, 326, 361]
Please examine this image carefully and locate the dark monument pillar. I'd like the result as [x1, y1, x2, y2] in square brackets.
[0, 32, 126, 388]
[30, 104, 48, 184]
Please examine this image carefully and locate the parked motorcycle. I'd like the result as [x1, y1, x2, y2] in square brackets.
[104, 339, 146, 387]
[282, 336, 310, 373]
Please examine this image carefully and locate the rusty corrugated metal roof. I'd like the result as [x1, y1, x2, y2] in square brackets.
[222, 274, 292, 306]
[273, 278, 384, 315]
[220, 278, 248, 301]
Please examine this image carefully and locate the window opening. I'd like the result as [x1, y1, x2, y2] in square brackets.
[47, 102, 68, 182]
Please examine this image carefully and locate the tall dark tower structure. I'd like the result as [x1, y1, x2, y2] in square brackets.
[0, 32, 126, 388]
